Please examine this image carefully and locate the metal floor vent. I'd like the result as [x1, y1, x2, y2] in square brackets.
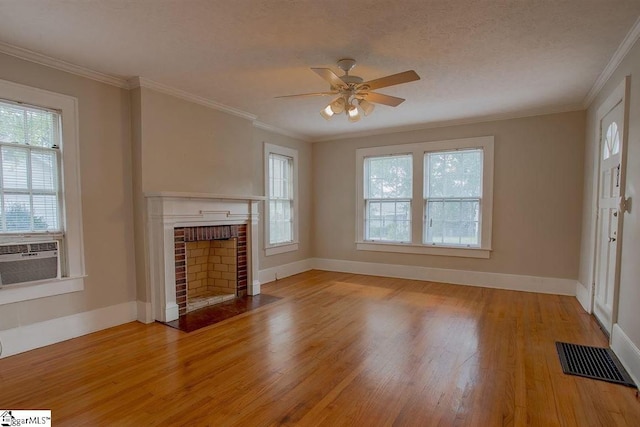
[556, 342, 636, 388]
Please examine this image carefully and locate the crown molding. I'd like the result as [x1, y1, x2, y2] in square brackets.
[311, 103, 584, 143]
[128, 76, 257, 122]
[0, 41, 130, 89]
[0, 38, 607, 142]
[583, 15, 640, 108]
[0, 42, 259, 123]
[253, 120, 311, 142]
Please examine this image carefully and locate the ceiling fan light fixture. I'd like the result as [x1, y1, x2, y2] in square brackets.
[347, 104, 361, 122]
[330, 97, 346, 114]
[320, 105, 334, 120]
[277, 58, 420, 124]
[358, 99, 375, 116]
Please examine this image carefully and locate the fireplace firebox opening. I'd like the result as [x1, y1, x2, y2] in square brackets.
[174, 224, 247, 316]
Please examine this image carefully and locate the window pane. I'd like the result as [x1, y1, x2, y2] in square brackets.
[425, 200, 480, 246]
[31, 150, 58, 191]
[366, 219, 382, 241]
[0, 102, 58, 148]
[26, 109, 58, 147]
[365, 155, 412, 199]
[269, 199, 293, 244]
[605, 122, 620, 157]
[32, 194, 59, 231]
[0, 104, 26, 144]
[425, 149, 482, 198]
[2, 146, 29, 190]
[269, 153, 292, 201]
[365, 200, 411, 242]
[4, 194, 32, 232]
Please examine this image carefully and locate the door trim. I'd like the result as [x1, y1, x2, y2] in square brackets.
[589, 76, 631, 336]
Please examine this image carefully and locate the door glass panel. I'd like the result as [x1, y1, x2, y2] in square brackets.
[603, 122, 620, 160]
[610, 122, 620, 155]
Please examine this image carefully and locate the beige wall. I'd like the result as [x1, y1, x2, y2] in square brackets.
[132, 89, 311, 302]
[0, 40, 609, 359]
[313, 111, 585, 279]
[139, 88, 258, 195]
[0, 54, 314, 321]
[579, 38, 640, 348]
[0, 53, 136, 329]
[132, 88, 257, 303]
[253, 127, 313, 269]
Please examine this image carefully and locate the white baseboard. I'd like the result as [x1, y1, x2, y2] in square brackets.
[136, 300, 154, 324]
[575, 281, 592, 313]
[0, 301, 137, 358]
[0, 259, 584, 359]
[258, 258, 314, 284]
[611, 323, 640, 386]
[312, 258, 577, 296]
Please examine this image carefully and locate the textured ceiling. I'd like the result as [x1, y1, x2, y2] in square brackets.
[0, 0, 639, 140]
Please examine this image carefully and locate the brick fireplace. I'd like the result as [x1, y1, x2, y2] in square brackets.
[174, 224, 247, 315]
[145, 193, 262, 322]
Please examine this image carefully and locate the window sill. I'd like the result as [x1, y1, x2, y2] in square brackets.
[0, 276, 85, 306]
[356, 242, 491, 259]
[265, 242, 299, 256]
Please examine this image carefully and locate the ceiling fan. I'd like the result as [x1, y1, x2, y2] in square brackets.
[276, 58, 420, 122]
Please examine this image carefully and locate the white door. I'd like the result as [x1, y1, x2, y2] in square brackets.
[593, 100, 625, 334]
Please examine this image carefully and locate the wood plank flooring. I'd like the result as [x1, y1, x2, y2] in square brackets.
[1, 270, 639, 426]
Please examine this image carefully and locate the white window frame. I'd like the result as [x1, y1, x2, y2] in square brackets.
[0, 79, 85, 305]
[264, 143, 298, 256]
[356, 136, 494, 259]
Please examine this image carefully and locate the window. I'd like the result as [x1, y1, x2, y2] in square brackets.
[356, 136, 493, 258]
[0, 100, 62, 234]
[0, 78, 85, 305]
[268, 153, 293, 244]
[364, 154, 412, 242]
[264, 143, 298, 256]
[424, 149, 483, 247]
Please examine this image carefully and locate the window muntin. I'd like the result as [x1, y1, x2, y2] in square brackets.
[364, 154, 412, 242]
[0, 100, 61, 234]
[424, 149, 483, 247]
[268, 152, 294, 245]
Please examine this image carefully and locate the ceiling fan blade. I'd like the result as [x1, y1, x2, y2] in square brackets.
[275, 91, 337, 99]
[363, 92, 405, 107]
[360, 70, 420, 91]
[311, 68, 348, 89]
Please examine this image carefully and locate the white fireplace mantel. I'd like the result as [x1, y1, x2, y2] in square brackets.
[145, 192, 264, 322]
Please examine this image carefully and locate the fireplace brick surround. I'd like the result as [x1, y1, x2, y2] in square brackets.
[174, 224, 247, 316]
[145, 193, 262, 322]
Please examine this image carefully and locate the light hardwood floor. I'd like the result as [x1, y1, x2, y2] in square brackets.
[1, 270, 639, 426]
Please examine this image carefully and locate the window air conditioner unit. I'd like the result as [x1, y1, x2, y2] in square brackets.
[0, 241, 60, 286]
